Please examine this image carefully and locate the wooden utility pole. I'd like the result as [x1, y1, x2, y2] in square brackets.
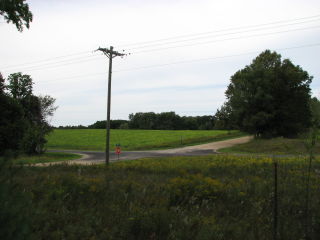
[273, 157, 278, 240]
[95, 46, 126, 165]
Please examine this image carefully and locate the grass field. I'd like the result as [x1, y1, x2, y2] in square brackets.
[3, 155, 320, 239]
[10, 152, 81, 164]
[46, 129, 245, 151]
[220, 136, 320, 155]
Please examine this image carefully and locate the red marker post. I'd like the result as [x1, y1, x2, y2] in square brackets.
[115, 144, 121, 160]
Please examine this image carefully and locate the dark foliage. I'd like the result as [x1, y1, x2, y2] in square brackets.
[7, 72, 33, 99]
[225, 50, 312, 138]
[0, 0, 32, 31]
[214, 102, 235, 130]
[128, 112, 215, 130]
[59, 113, 215, 130]
[88, 120, 129, 129]
[0, 72, 57, 155]
[57, 125, 88, 129]
[0, 73, 5, 93]
[310, 97, 320, 128]
[0, 95, 25, 155]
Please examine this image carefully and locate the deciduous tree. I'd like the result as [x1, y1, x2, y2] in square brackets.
[0, 0, 32, 31]
[7, 72, 33, 99]
[225, 50, 312, 137]
[0, 73, 57, 155]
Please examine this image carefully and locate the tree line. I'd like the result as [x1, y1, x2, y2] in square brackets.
[128, 112, 215, 130]
[57, 120, 129, 130]
[58, 112, 216, 130]
[0, 73, 57, 156]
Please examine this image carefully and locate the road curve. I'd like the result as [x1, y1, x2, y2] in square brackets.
[41, 136, 253, 166]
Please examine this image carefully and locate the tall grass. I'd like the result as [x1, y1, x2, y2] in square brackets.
[5, 155, 320, 239]
[303, 127, 319, 239]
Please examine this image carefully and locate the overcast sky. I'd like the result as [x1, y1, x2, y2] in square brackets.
[1, 0, 320, 126]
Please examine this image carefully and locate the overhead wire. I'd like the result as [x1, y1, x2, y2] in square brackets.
[33, 41, 320, 96]
[32, 42, 320, 85]
[117, 14, 320, 48]
[1, 14, 320, 76]
[131, 25, 320, 54]
[3, 22, 320, 73]
[114, 43, 320, 72]
[37, 72, 107, 84]
[123, 17, 320, 51]
[1, 54, 104, 73]
[1, 50, 95, 70]
[2, 14, 320, 71]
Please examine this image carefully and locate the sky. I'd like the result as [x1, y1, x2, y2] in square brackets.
[1, 0, 320, 126]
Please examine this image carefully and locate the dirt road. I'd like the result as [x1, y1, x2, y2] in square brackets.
[38, 136, 252, 166]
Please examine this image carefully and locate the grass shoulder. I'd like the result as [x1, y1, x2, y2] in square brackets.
[219, 136, 320, 155]
[10, 152, 81, 164]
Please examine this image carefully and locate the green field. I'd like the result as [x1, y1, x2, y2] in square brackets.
[3, 155, 320, 239]
[220, 136, 320, 155]
[46, 129, 244, 151]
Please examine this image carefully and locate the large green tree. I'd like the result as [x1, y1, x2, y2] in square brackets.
[0, 72, 57, 155]
[225, 50, 312, 138]
[0, 0, 32, 31]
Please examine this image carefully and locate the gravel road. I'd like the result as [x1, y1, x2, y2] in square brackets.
[39, 136, 252, 166]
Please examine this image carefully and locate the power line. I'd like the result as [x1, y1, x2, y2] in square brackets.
[2, 14, 320, 70]
[4, 24, 320, 74]
[29, 42, 320, 84]
[37, 72, 107, 84]
[114, 43, 320, 72]
[117, 14, 320, 48]
[0, 50, 96, 70]
[2, 14, 320, 72]
[125, 18, 320, 51]
[132, 25, 320, 54]
[33, 41, 320, 96]
[2, 54, 104, 73]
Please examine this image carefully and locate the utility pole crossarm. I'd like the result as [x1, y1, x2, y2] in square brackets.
[96, 47, 127, 58]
